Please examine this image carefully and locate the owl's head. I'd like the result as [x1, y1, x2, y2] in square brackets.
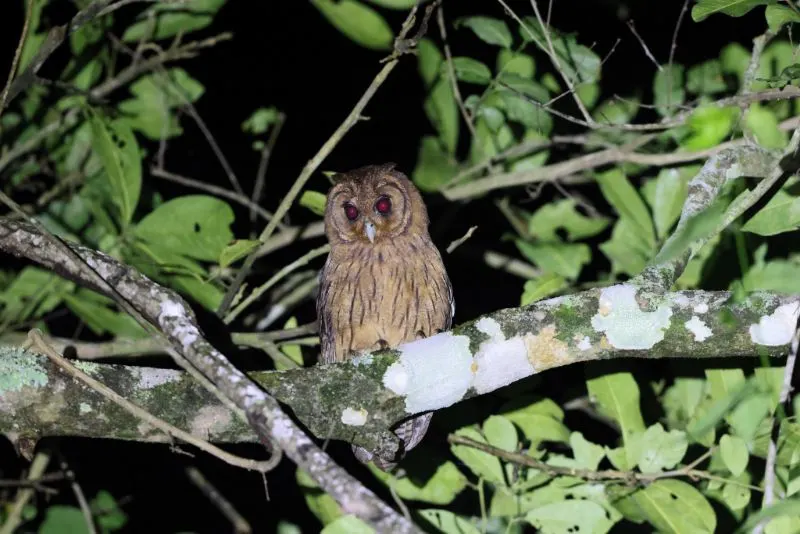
[323, 162, 429, 246]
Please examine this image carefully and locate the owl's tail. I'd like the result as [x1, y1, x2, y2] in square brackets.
[352, 412, 433, 472]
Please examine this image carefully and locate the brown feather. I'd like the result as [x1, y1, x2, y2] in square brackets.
[316, 163, 454, 470]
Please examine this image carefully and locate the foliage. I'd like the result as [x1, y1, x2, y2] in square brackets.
[2, 0, 800, 533]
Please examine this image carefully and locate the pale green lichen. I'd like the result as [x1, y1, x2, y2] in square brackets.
[74, 360, 101, 375]
[591, 284, 673, 350]
[79, 402, 92, 414]
[0, 348, 48, 393]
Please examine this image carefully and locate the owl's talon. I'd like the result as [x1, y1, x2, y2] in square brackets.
[415, 330, 426, 339]
[434, 328, 444, 334]
[376, 338, 390, 350]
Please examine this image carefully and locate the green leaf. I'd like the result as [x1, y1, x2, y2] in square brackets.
[0, 267, 72, 324]
[706, 369, 746, 402]
[520, 274, 567, 306]
[742, 249, 800, 294]
[720, 434, 749, 476]
[514, 241, 591, 280]
[300, 190, 327, 216]
[637, 423, 689, 473]
[64, 292, 147, 338]
[721, 43, 751, 85]
[424, 77, 459, 154]
[122, 0, 226, 41]
[766, 5, 800, 32]
[277, 316, 304, 370]
[88, 110, 142, 226]
[39, 505, 90, 534]
[527, 198, 611, 241]
[600, 219, 651, 276]
[450, 427, 506, 484]
[370, 460, 467, 505]
[457, 16, 512, 48]
[633, 479, 716, 533]
[450, 57, 492, 85]
[592, 97, 640, 125]
[497, 49, 535, 78]
[362, 0, 417, 9]
[596, 168, 656, 249]
[311, 0, 394, 50]
[420, 509, 480, 534]
[417, 38, 443, 89]
[526, 500, 617, 534]
[296, 468, 342, 525]
[681, 105, 738, 150]
[736, 498, 800, 534]
[586, 373, 646, 468]
[411, 136, 458, 192]
[721, 475, 752, 511]
[765, 516, 800, 534]
[662, 378, 706, 429]
[219, 240, 260, 269]
[728, 393, 772, 441]
[653, 65, 685, 116]
[687, 60, 728, 95]
[483, 415, 518, 451]
[91, 489, 127, 531]
[321, 515, 374, 534]
[496, 74, 552, 133]
[171, 274, 223, 312]
[518, 18, 601, 84]
[134, 195, 235, 262]
[242, 107, 280, 134]
[742, 189, 800, 235]
[641, 167, 694, 240]
[570, 432, 605, 470]
[692, 0, 774, 22]
[747, 102, 788, 149]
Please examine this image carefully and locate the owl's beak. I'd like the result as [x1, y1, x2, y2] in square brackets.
[364, 220, 376, 243]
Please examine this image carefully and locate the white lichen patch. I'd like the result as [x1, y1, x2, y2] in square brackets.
[672, 294, 691, 308]
[724, 162, 743, 181]
[79, 402, 92, 414]
[350, 353, 374, 367]
[340, 407, 368, 426]
[577, 336, 592, 351]
[685, 316, 712, 342]
[693, 302, 709, 314]
[472, 321, 534, 395]
[137, 368, 182, 390]
[749, 302, 800, 346]
[539, 295, 566, 307]
[189, 405, 232, 437]
[384, 332, 472, 414]
[591, 284, 673, 350]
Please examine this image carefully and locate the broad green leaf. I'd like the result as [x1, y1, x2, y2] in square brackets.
[420, 509, 480, 534]
[311, 0, 393, 50]
[275, 317, 304, 371]
[300, 190, 327, 216]
[91, 489, 127, 531]
[484, 415, 518, 451]
[736, 498, 800, 533]
[720, 434, 749, 476]
[39, 505, 89, 534]
[518, 18, 601, 84]
[122, 0, 226, 41]
[586, 373, 646, 467]
[370, 460, 467, 505]
[450, 427, 506, 484]
[653, 65, 685, 116]
[88, 110, 142, 226]
[662, 378, 706, 429]
[592, 97, 640, 125]
[171, 274, 224, 311]
[63, 292, 146, 338]
[728, 392, 772, 441]
[746, 103, 788, 149]
[451, 57, 492, 84]
[756, 366, 789, 412]
[497, 73, 552, 132]
[687, 60, 727, 94]
[219, 240, 260, 269]
[765, 516, 800, 534]
[411, 136, 459, 192]
[134, 195, 235, 262]
[296, 468, 342, 525]
[0, 267, 72, 324]
[641, 166, 695, 240]
[527, 198, 611, 241]
[363, 0, 417, 8]
[418, 38, 443, 89]
[633, 479, 716, 533]
[497, 49, 535, 78]
[721, 476, 752, 511]
[681, 105, 738, 150]
[599, 218, 651, 276]
[457, 16, 512, 48]
[721, 43, 751, 85]
[520, 274, 567, 306]
[500, 396, 565, 421]
[526, 500, 617, 534]
[742, 250, 800, 294]
[766, 5, 800, 32]
[596, 169, 656, 249]
[637, 423, 689, 473]
[570, 432, 605, 470]
[424, 77, 459, 154]
[514, 241, 590, 280]
[506, 412, 570, 445]
[321, 515, 374, 534]
[577, 83, 601, 110]
[691, 0, 774, 22]
[706, 369, 746, 403]
[242, 107, 280, 134]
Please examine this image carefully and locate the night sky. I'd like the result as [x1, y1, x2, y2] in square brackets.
[0, 1, 771, 532]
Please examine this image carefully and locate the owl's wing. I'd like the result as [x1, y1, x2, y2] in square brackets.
[443, 270, 455, 331]
[316, 256, 337, 365]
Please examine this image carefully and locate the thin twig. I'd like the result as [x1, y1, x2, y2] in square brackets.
[60, 457, 97, 534]
[186, 466, 252, 534]
[215, 3, 437, 317]
[0, 0, 35, 114]
[0, 452, 52, 534]
[626, 20, 662, 72]
[446, 225, 478, 253]
[251, 112, 286, 226]
[150, 167, 278, 224]
[28, 329, 282, 473]
[437, 3, 478, 140]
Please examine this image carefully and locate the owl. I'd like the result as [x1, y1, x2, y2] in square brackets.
[316, 162, 454, 471]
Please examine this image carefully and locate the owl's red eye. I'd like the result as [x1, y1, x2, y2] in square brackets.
[343, 203, 359, 221]
[375, 196, 391, 215]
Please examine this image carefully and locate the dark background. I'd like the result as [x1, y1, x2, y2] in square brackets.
[0, 1, 769, 532]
